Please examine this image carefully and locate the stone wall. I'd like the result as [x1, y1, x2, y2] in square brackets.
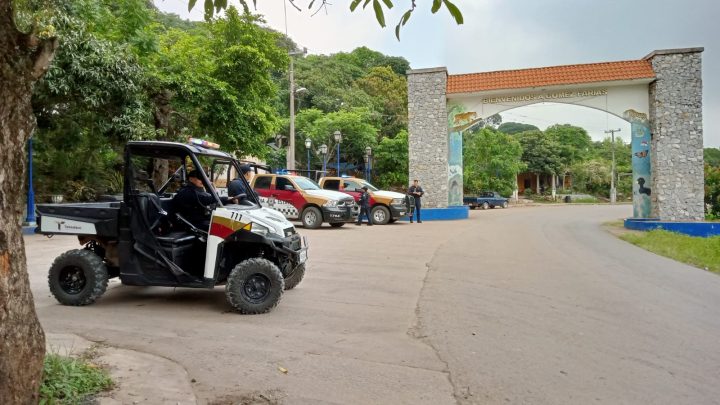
[407, 68, 449, 208]
[647, 48, 704, 220]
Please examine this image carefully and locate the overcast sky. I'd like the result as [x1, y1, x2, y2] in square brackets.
[154, 0, 718, 147]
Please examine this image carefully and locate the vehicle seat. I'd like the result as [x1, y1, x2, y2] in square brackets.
[136, 193, 169, 234]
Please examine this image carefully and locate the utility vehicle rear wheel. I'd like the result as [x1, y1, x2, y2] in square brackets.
[301, 206, 322, 229]
[284, 263, 306, 290]
[226, 258, 284, 314]
[48, 249, 109, 306]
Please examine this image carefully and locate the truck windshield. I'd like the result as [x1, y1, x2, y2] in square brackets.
[293, 177, 321, 190]
[359, 180, 380, 192]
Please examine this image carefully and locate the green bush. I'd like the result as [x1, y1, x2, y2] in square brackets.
[40, 353, 113, 404]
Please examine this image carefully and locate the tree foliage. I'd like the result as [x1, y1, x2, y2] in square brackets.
[704, 147, 720, 167]
[463, 128, 525, 196]
[373, 130, 409, 189]
[514, 130, 564, 176]
[497, 122, 539, 135]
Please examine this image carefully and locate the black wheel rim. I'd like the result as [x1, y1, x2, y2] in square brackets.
[243, 274, 271, 303]
[59, 266, 86, 295]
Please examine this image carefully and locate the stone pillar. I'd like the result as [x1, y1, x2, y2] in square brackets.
[407, 67, 448, 208]
[646, 48, 704, 220]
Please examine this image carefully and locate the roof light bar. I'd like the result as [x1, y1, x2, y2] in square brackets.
[188, 138, 220, 150]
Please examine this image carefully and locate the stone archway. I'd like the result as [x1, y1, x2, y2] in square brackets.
[407, 48, 704, 220]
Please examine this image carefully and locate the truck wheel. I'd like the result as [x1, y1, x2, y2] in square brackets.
[226, 258, 284, 314]
[48, 249, 109, 306]
[502, 201, 509, 209]
[371, 206, 390, 225]
[481, 202, 490, 210]
[301, 206, 322, 229]
[284, 263, 306, 290]
[330, 222, 345, 228]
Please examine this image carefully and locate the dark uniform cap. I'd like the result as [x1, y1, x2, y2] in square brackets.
[240, 165, 252, 174]
[187, 169, 201, 179]
[362, 186, 369, 190]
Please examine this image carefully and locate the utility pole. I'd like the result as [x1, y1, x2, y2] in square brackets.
[287, 47, 307, 170]
[605, 128, 621, 204]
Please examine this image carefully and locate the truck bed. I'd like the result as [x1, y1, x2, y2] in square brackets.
[37, 202, 121, 238]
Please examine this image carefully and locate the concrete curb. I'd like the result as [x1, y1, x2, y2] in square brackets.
[46, 333, 197, 404]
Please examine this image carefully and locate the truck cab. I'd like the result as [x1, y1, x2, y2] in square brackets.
[318, 177, 409, 225]
[251, 173, 358, 229]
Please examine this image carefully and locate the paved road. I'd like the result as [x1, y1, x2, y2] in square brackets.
[26, 205, 720, 404]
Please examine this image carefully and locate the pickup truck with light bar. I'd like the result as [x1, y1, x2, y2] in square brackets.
[318, 176, 409, 225]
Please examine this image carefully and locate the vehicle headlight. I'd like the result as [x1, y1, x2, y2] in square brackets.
[250, 223, 271, 236]
[391, 198, 405, 205]
[323, 200, 339, 207]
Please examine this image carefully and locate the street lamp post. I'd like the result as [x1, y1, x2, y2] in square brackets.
[305, 138, 312, 172]
[365, 146, 372, 181]
[287, 47, 307, 170]
[605, 128, 621, 204]
[25, 138, 36, 226]
[333, 130, 342, 175]
[320, 144, 328, 176]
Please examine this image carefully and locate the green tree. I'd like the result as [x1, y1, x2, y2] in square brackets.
[705, 164, 720, 217]
[704, 147, 720, 167]
[515, 130, 564, 177]
[498, 122, 539, 135]
[373, 130, 409, 189]
[295, 107, 379, 172]
[355, 66, 408, 138]
[463, 128, 525, 196]
[545, 124, 592, 167]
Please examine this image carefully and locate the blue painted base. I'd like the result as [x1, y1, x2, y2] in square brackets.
[624, 218, 720, 238]
[22, 226, 37, 235]
[400, 206, 469, 221]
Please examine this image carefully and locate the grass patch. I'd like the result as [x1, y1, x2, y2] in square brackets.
[570, 197, 599, 203]
[40, 352, 113, 404]
[619, 229, 720, 273]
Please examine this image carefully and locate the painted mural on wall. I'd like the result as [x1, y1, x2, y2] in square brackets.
[624, 109, 652, 218]
[447, 104, 482, 207]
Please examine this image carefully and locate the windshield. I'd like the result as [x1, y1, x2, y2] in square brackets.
[293, 176, 321, 190]
[359, 180, 380, 192]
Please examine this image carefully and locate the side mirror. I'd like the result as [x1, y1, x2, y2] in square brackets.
[283, 185, 296, 191]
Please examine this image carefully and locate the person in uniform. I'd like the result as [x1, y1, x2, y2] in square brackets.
[172, 169, 234, 230]
[355, 186, 373, 226]
[408, 179, 424, 223]
[228, 165, 257, 201]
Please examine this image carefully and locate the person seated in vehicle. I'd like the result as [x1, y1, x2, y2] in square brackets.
[227, 165, 258, 201]
[172, 169, 234, 231]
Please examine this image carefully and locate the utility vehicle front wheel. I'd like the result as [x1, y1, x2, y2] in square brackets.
[226, 258, 284, 314]
[284, 263, 306, 290]
[502, 201, 509, 208]
[481, 202, 490, 210]
[48, 249, 109, 306]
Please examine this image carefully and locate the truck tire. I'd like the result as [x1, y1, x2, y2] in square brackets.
[481, 202, 490, 210]
[48, 249, 109, 306]
[330, 222, 345, 228]
[284, 263, 306, 290]
[301, 206, 323, 229]
[371, 206, 391, 225]
[502, 201, 509, 208]
[226, 258, 284, 314]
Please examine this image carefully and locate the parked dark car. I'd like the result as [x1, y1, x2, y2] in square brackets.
[463, 191, 509, 210]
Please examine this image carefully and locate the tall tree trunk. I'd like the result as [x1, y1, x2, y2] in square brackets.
[0, 0, 57, 402]
[151, 90, 174, 187]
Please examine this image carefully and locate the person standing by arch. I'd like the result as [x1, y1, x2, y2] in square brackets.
[408, 179, 424, 223]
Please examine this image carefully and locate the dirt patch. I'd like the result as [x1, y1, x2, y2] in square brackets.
[209, 390, 286, 405]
